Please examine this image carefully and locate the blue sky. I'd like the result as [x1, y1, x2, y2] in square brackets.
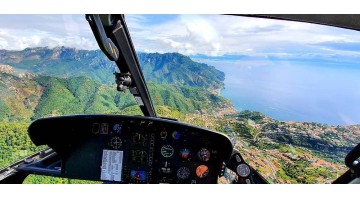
[1, 14, 360, 63]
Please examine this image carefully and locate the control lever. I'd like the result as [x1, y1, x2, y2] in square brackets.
[345, 143, 360, 177]
[226, 150, 268, 184]
[114, 72, 132, 92]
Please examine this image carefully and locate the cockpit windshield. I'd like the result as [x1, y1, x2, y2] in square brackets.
[0, 14, 359, 184]
[125, 14, 360, 183]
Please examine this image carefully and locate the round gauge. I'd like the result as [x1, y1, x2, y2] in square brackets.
[132, 133, 147, 146]
[172, 131, 180, 140]
[161, 145, 174, 158]
[196, 165, 209, 179]
[177, 167, 190, 180]
[197, 148, 211, 162]
[110, 136, 122, 149]
[112, 124, 122, 133]
[236, 163, 251, 177]
[180, 148, 191, 159]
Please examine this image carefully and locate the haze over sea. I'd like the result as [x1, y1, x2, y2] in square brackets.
[195, 57, 360, 126]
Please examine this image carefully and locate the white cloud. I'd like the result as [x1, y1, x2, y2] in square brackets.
[162, 38, 181, 48]
[31, 35, 41, 45]
[0, 28, 98, 50]
[127, 14, 360, 57]
[1, 14, 360, 59]
[0, 15, 98, 50]
[182, 15, 218, 43]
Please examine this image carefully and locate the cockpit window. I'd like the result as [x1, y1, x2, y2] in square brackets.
[0, 14, 359, 184]
[126, 15, 360, 183]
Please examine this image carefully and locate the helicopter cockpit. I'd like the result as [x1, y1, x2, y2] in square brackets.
[0, 14, 359, 184]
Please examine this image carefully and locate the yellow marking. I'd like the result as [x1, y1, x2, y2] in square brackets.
[112, 44, 118, 59]
[108, 43, 118, 59]
[109, 43, 115, 54]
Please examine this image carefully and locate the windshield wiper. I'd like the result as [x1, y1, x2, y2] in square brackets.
[86, 14, 156, 117]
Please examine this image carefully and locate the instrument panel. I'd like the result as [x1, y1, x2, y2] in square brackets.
[28, 115, 233, 184]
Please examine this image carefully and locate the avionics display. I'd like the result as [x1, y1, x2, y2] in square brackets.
[28, 115, 233, 183]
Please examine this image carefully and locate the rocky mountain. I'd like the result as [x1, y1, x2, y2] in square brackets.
[138, 53, 224, 94]
[0, 47, 224, 92]
[0, 64, 14, 73]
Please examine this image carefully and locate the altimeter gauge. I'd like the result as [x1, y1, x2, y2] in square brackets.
[197, 148, 211, 162]
[177, 167, 190, 180]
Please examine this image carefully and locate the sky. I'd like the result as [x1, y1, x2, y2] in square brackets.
[0, 15, 98, 50]
[1, 14, 360, 61]
[126, 15, 360, 58]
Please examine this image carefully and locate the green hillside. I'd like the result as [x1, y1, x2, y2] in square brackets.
[0, 73, 232, 122]
[138, 52, 224, 92]
[148, 83, 230, 113]
[0, 73, 42, 122]
[0, 122, 44, 169]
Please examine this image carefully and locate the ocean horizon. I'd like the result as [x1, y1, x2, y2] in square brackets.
[197, 58, 360, 126]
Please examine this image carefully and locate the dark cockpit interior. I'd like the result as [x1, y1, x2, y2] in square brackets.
[24, 115, 233, 184]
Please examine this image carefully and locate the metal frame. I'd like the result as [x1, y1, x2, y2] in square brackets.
[86, 14, 156, 117]
[0, 148, 60, 184]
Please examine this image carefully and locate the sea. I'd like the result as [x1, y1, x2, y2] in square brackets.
[196, 58, 360, 126]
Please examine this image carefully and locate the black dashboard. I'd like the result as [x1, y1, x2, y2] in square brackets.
[28, 115, 234, 184]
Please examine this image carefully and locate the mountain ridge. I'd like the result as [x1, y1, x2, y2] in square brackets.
[0, 47, 225, 92]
